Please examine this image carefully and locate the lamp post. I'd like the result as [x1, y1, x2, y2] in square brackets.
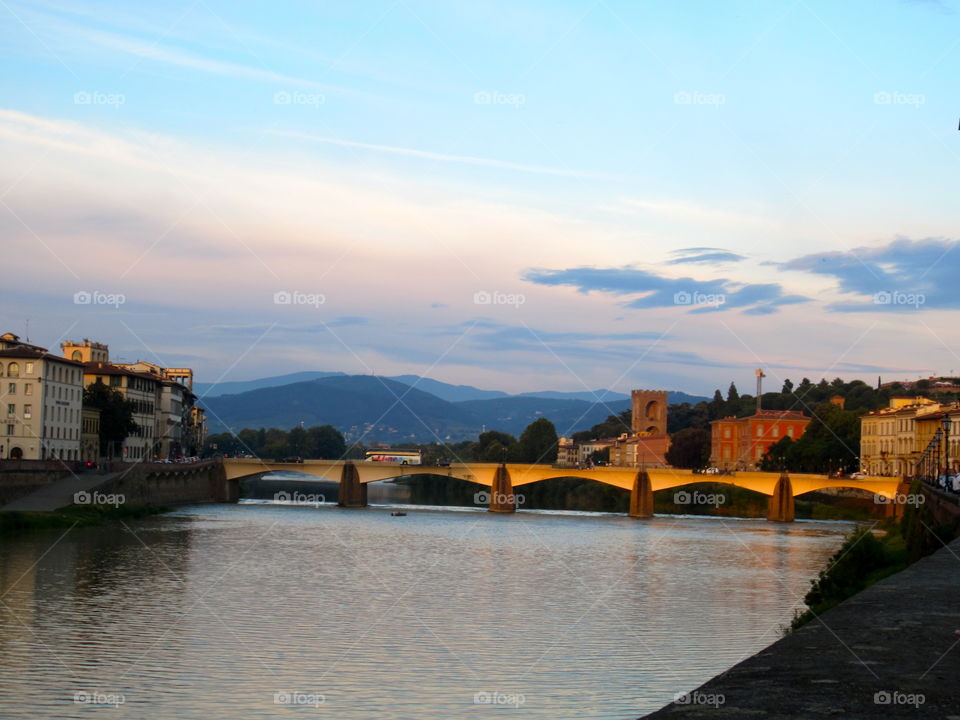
[943, 414, 952, 482]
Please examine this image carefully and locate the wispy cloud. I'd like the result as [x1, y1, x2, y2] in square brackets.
[267, 130, 605, 178]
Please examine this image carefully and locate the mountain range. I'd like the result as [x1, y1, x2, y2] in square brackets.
[199, 373, 708, 443]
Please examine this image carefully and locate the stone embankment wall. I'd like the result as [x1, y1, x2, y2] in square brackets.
[95, 460, 238, 507]
[0, 461, 78, 506]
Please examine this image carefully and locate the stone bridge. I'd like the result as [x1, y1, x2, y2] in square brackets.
[222, 459, 906, 522]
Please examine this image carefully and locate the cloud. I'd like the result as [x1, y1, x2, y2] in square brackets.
[523, 265, 808, 314]
[666, 247, 747, 265]
[781, 237, 960, 312]
[268, 130, 605, 179]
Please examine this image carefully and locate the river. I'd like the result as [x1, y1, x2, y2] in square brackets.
[0, 493, 849, 718]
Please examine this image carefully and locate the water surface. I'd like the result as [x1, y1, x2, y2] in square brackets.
[0, 502, 849, 718]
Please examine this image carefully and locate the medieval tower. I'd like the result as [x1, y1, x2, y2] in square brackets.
[631, 389, 668, 436]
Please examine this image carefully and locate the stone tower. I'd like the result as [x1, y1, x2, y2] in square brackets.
[631, 389, 668, 436]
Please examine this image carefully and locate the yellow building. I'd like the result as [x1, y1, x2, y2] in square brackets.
[859, 396, 940, 476]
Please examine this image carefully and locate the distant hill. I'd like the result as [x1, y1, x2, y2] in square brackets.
[197, 369, 707, 406]
[515, 389, 630, 402]
[455, 396, 632, 438]
[202, 376, 479, 442]
[195, 371, 345, 398]
[202, 375, 636, 442]
[387, 375, 508, 402]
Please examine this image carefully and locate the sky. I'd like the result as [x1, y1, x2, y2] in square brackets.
[1, 0, 959, 397]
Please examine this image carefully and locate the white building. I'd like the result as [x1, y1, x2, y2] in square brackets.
[0, 333, 84, 461]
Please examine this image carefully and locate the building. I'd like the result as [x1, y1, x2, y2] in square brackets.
[81, 362, 162, 461]
[113, 361, 199, 459]
[913, 405, 960, 476]
[0, 332, 85, 461]
[61, 340, 205, 462]
[710, 409, 811, 471]
[610, 433, 671, 468]
[860, 397, 941, 476]
[556, 437, 577, 467]
[81, 408, 101, 462]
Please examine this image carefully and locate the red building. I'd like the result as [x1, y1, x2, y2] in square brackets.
[710, 410, 811, 470]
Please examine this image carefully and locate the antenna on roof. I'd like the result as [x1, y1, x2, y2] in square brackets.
[755, 368, 766, 412]
[24, 318, 29, 343]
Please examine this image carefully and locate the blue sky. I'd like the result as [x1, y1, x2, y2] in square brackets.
[1, 0, 959, 396]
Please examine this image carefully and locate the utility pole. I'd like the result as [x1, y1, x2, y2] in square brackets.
[755, 368, 766, 412]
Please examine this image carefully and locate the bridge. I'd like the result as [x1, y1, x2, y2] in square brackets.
[222, 459, 906, 522]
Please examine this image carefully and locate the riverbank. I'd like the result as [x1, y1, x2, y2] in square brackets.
[0, 504, 169, 536]
[641, 492, 960, 719]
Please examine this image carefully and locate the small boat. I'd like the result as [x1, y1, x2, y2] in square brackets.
[391, 511, 407, 517]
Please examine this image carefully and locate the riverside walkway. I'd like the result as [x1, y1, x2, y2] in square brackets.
[642, 535, 960, 719]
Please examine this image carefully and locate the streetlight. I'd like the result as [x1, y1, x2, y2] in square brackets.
[943, 413, 952, 482]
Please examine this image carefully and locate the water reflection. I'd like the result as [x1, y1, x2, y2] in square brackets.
[0, 503, 849, 719]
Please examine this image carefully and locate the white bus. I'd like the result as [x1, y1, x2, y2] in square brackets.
[364, 449, 423, 465]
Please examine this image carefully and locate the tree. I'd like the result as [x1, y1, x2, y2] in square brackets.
[665, 428, 711, 469]
[781, 379, 794, 395]
[515, 418, 559, 463]
[708, 389, 725, 419]
[305, 425, 346, 459]
[83, 381, 139, 458]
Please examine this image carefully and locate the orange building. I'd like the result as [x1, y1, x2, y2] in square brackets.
[710, 410, 811, 471]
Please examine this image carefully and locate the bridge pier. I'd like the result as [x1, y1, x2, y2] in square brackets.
[489, 464, 516, 513]
[767, 472, 794, 522]
[337, 462, 367, 508]
[629, 469, 654, 518]
[887, 480, 915, 519]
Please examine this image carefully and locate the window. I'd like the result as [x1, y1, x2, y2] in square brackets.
[7, 383, 14, 394]
[6, 404, 13, 416]
[5, 424, 12, 436]
[24, 384, 31, 396]
[23, 405, 31, 419]
[25, 362, 33, 374]
[7, 363, 18, 378]
[71, 351, 81, 361]
[787, 427, 794, 438]
[110, 375, 121, 387]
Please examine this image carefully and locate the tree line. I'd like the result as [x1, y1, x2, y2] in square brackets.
[204, 417, 561, 465]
